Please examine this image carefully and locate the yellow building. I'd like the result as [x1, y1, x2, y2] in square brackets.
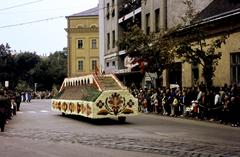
[173, 1, 240, 87]
[65, 6, 99, 77]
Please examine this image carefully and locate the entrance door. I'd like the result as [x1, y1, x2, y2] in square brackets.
[169, 62, 182, 85]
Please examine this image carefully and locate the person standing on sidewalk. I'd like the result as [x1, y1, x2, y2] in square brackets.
[0, 89, 11, 132]
[15, 92, 21, 111]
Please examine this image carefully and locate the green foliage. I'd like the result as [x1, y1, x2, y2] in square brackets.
[15, 52, 41, 86]
[15, 80, 31, 91]
[175, 33, 227, 87]
[0, 43, 16, 87]
[51, 85, 59, 98]
[0, 43, 67, 91]
[181, 0, 198, 25]
[31, 49, 67, 91]
[148, 33, 176, 74]
[118, 25, 150, 55]
[117, 24, 175, 76]
[47, 49, 67, 88]
[174, 0, 228, 88]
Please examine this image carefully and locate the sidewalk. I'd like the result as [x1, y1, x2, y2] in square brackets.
[143, 112, 240, 128]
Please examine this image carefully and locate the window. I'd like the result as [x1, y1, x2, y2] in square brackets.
[92, 39, 97, 49]
[77, 39, 84, 49]
[155, 9, 160, 32]
[78, 60, 84, 72]
[91, 60, 97, 71]
[107, 33, 110, 50]
[112, 61, 115, 66]
[112, 30, 115, 48]
[106, 3, 110, 20]
[106, 62, 109, 67]
[231, 53, 240, 84]
[90, 24, 97, 28]
[192, 63, 199, 85]
[112, 0, 115, 17]
[146, 13, 150, 35]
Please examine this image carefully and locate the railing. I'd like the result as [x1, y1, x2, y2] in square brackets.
[60, 75, 101, 91]
[59, 74, 126, 92]
[118, 0, 141, 19]
[93, 74, 103, 92]
[111, 74, 127, 90]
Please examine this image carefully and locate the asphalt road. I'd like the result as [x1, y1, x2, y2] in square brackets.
[0, 99, 239, 157]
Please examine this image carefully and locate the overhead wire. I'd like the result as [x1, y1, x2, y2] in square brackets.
[0, 4, 114, 29]
[0, 6, 87, 15]
[0, 2, 134, 29]
[0, 16, 64, 28]
[0, 0, 45, 12]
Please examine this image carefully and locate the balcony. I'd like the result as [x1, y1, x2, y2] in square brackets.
[118, 0, 141, 20]
[118, 7, 141, 24]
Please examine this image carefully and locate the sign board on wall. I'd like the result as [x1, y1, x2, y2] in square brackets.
[5, 81, 9, 88]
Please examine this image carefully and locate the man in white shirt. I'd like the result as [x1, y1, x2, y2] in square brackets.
[124, 53, 139, 71]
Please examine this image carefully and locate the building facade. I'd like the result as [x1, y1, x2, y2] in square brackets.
[99, 0, 120, 74]
[99, 0, 143, 87]
[99, 0, 142, 73]
[66, 7, 99, 77]
[99, 0, 240, 87]
[180, 0, 240, 87]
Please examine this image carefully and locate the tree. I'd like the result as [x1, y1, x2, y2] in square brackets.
[31, 48, 67, 90]
[175, 32, 227, 88]
[15, 80, 31, 91]
[0, 42, 67, 91]
[47, 49, 67, 89]
[118, 24, 175, 77]
[173, 0, 228, 88]
[15, 52, 41, 85]
[0, 43, 16, 88]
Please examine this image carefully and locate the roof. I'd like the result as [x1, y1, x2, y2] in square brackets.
[68, 6, 98, 17]
[194, 0, 240, 22]
[54, 85, 101, 101]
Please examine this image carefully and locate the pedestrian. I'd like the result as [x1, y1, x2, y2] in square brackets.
[15, 92, 21, 111]
[25, 92, 29, 102]
[143, 98, 148, 113]
[229, 96, 238, 127]
[0, 89, 11, 132]
[220, 95, 230, 124]
[10, 96, 17, 116]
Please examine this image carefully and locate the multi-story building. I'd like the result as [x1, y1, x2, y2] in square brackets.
[100, 0, 240, 87]
[180, 0, 240, 87]
[99, 0, 143, 87]
[66, 7, 99, 77]
[141, 0, 213, 87]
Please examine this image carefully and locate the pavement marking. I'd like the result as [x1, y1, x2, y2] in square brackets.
[17, 110, 50, 114]
[27, 111, 37, 114]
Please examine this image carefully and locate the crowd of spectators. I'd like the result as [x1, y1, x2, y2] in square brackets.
[130, 83, 240, 127]
[0, 88, 56, 132]
[0, 88, 21, 132]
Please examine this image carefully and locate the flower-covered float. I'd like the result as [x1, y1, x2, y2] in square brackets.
[51, 74, 138, 122]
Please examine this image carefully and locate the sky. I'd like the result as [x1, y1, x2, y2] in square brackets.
[0, 0, 98, 55]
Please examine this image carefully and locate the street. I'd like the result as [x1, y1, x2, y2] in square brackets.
[0, 99, 239, 157]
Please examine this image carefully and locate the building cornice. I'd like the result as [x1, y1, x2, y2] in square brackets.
[65, 27, 99, 33]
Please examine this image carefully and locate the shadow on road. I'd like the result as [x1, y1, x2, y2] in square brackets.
[55, 114, 132, 126]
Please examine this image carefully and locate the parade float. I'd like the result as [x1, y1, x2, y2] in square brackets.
[51, 74, 138, 122]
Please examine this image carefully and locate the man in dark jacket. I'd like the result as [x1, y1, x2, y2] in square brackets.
[15, 92, 21, 111]
[0, 89, 11, 132]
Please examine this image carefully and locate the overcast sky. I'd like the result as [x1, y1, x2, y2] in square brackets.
[0, 0, 98, 55]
